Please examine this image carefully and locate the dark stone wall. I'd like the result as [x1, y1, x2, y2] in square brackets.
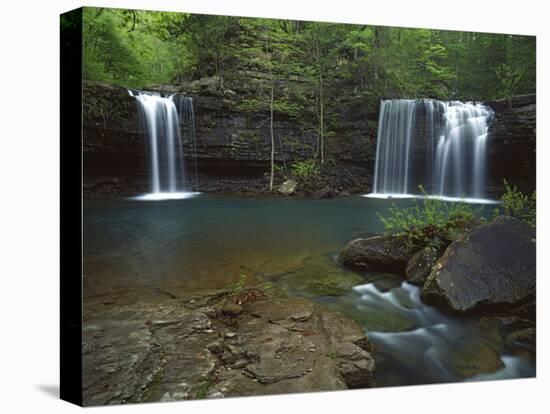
[486, 94, 536, 194]
[82, 78, 535, 198]
[83, 82, 148, 196]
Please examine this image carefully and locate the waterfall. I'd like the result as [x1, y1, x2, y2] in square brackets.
[173, 95, 199, 192]
[128, 90, 199, 200]
[370, 99, 494, 202]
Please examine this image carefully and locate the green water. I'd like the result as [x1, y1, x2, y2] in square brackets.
[83, 195, 534, 387]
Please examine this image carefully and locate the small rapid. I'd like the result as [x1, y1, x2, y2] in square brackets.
[319, 279, 534, 386]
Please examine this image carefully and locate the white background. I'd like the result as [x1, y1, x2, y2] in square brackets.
[0, 0, 547, 412]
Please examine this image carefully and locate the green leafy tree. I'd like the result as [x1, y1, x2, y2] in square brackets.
[496, 63, 524, 109]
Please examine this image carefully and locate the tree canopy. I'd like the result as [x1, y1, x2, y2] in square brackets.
[81, 7, 535, 101]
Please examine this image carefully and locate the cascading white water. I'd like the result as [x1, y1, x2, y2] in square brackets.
[128, 90, 199, 200]
[372, 100, 418, 194]
[369, 99, 494, 203]
[173, 95, 199, 192]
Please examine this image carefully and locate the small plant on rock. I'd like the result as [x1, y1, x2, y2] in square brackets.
[226, 274, 248, 305]
[377, 186, 481, 253]
[290, 160, 320, 179]
[494, 180, 536, 227]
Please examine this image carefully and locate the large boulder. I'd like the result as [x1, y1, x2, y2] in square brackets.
[421, 216, 536, 314]
[339, 235, 411, 274]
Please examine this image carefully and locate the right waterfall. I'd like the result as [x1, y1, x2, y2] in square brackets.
[371, 99, 494, 201]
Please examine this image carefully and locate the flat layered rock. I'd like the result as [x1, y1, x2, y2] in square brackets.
[421, 216, 536, 314]
[82, 291, 375, 405]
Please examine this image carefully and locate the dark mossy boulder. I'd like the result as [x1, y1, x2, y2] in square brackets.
[421, 216, 536, 314]
[405, 246, 439, 286]
[339, 235, 412, 275]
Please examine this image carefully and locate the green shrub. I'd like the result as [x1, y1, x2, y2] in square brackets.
[377, 186, 481, 252]
[290, 160, 319, 179]
[494, 180, 536, 227]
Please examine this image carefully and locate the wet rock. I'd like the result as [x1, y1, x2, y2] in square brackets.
[356, 309, 416, 333]
[274, 254, 364, 298]
[421, 216, 535, 314]
[452, 342, 504, 378]
[207, 340, 225, 355]
[508, 300, 536, 321]
[500, 316, 536, 347]
[279, 179, 298, 195]
[506, 327, 536, 346]
[83, 291, 375, 405]
[290, 310, 313, 322]
[311, 184, 333, 199]
[334, 342, 375, 388]
[339, 235, 411, 275]
[82, 306, 215, 406]
[220, 303, 243, 317]
[405, 246, 439, 286]
[232, 359, 249, 369]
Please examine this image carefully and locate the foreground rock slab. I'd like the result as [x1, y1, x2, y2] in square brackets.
[421, 216, 536, 314]
[83, 291, 375, 405]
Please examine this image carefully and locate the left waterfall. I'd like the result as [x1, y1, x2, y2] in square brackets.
[129, 90, 199, 200]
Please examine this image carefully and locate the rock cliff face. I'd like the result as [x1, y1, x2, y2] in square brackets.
[82, 77, 535, 198]
[486, 94, 536, 193]
[83, 82, 147, 196]
[83, 75, 376, 198]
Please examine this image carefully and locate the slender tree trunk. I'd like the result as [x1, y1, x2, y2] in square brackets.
[266, 32, 275, 192]
[315, 34, 325, 164]
[373, 27, 380, 85]
[319, 67, 324, 164]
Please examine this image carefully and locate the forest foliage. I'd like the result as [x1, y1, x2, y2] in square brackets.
[78, 7, 536, 101]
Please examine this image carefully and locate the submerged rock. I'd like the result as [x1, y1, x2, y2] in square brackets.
[278, 179, 298, 195]
[421, 216, 536, 314]
[339, 235, 411, 275]
[405, 246, 439, 286]
[452, 342, 505, 378]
